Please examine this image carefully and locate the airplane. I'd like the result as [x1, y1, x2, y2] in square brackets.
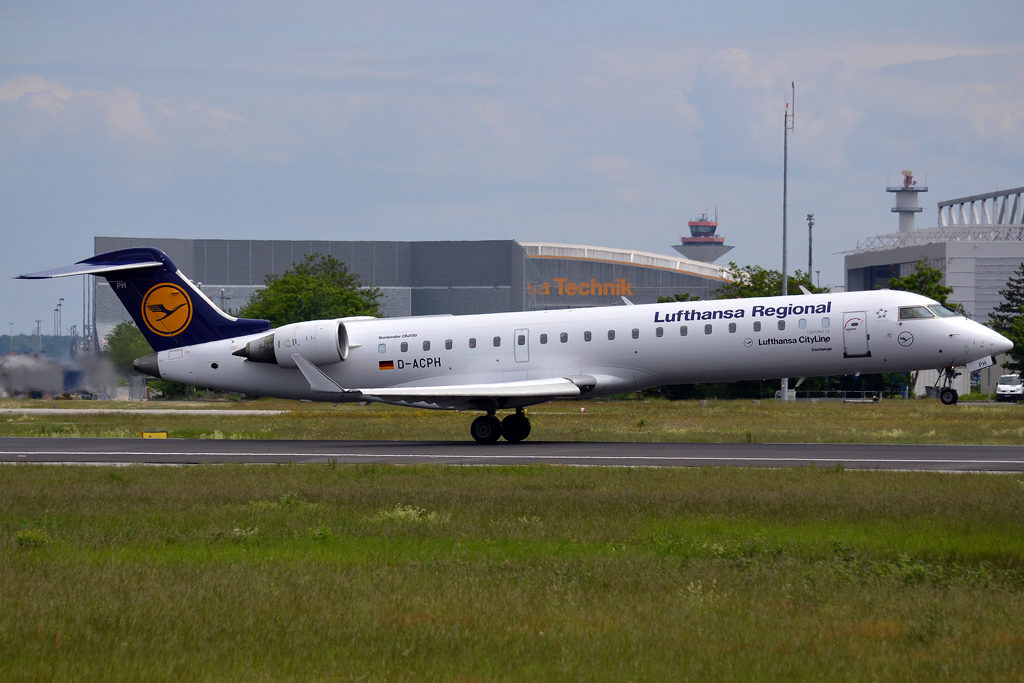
[19, 247, 1013, 442]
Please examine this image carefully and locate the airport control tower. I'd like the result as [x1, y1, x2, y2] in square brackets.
[672, 210, 734, 263]
[887, 170, 928, 232]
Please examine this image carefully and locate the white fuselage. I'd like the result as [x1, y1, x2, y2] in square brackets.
[153, 289, 1009, 409]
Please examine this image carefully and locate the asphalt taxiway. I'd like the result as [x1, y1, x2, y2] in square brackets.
[2, 438, 1024, 471]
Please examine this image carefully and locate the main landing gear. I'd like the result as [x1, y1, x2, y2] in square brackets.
[470, 408, 532, 444]
[938, 365, 960, 406]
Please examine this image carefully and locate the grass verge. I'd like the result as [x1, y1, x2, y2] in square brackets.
[3, 464, 1024, 681]
[2, 397, 1023, 444]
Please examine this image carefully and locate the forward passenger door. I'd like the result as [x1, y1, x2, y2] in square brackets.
[842, 312, 870, 358]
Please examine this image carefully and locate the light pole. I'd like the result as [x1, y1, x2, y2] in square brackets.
[781, 81, 795, 401]
[58, 298, 64, 355]
[807, 214, 814, 277]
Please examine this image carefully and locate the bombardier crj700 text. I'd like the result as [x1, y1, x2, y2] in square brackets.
[20, 248, 1012, 443]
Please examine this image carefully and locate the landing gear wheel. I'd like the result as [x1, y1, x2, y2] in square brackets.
[471, 415, 502, 444]
[501, 414, 532, 443]
[939, 388, 958, 405]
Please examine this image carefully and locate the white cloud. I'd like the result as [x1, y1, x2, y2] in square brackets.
[0, 75, 81, 127]
[0, 75, 247, 147]
[472, 102, 518, 146]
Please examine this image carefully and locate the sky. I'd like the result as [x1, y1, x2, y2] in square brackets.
[2, 0, 1023, 335]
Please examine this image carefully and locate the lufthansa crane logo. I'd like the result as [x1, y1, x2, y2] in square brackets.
[141, 283, 193, 337]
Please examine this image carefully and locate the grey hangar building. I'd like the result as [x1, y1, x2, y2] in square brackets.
[93, 237, 730, 343]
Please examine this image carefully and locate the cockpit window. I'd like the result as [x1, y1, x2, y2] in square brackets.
[899, 306, 934, 320]
[927, 305, 958, 317]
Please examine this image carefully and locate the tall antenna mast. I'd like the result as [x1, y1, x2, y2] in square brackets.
[781, 81, 794, 401]
[807, 213, 814, 276]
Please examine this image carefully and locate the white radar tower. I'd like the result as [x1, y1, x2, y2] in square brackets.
[887, 170, 928, 233]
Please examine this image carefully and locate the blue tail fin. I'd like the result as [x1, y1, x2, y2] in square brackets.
[19, 247, 271, 352]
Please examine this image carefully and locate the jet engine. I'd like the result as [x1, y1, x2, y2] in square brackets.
[232, 320, 349, 368]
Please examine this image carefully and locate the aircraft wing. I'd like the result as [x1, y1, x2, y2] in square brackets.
[288, 353, 595, 407]
[357, 376, 593, 400]
[289, 355, 590, 399]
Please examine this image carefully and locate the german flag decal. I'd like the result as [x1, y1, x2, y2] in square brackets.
[379, 360, 395, 370]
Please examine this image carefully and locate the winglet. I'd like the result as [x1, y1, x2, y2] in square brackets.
[292, 354, 347, 393]
[799, 285, 812, 295]
[621, 296, 634, 306]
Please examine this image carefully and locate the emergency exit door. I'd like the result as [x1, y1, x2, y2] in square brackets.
[514, 328, 530, 362]
[842, 312, 871, 358]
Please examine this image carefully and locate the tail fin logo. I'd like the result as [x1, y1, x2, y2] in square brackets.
[142, 283, 193, 337]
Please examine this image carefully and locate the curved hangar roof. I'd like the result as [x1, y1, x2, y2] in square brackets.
[520, 242, 732, 281]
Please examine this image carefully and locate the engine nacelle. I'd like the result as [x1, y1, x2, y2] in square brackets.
[232, 320, 349, 368]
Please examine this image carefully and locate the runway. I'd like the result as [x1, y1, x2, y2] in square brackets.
[2, 437, 1024, 471]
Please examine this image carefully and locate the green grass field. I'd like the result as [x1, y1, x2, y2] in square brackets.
[1, 396, 1022, 444]
[3, 464, 1024, 681]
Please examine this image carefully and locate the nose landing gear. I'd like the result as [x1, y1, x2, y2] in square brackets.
[470, 408, 532, 443]
[938, 365, 960, 405]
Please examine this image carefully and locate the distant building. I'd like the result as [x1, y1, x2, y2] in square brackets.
[92, 237, 730, 344]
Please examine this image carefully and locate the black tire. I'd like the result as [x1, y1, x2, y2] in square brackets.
[501, 414, 532, 443]
[471, 415, 502, 444]
[939, 388, 958, 405]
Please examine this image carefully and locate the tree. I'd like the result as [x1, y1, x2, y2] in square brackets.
[105, 321, 152, 376]
[886, 260, 966, 315]
[238, 254, 381, 327]
[989, 262, 1024, 373]
[714, 263, 828, 300]
[656, 292, 699, 303]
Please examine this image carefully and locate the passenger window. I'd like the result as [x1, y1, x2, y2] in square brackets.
[517, 335, 526, 346]
[680, 326, 688, 336]
[560, 332, 568, 343]
[822, 317, 830, 328]
[401, 342, 409, 352]
[607, 330, 615, 340]
[469, 338, 477, 349]
[632, 328, 639, 339]
[704, 324, 712, 335]
[798, 319, 807, 329]
[422, 340, 430, 351]
[900, 306, 935, 319]
[728, 322, 736, 333]
[378, 343, 386, 354]
[584, 331, 592, 342]
[754, 321, 761, 332]
[656, 327, 664, 337]
[540, 334, 548, 344]
[778, 320, 786, 331]
[445, 339, 452, 350]
[493, 336, 501, 347]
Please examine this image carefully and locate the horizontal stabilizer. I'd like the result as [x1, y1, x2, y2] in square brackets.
[18, 260, 161, 279]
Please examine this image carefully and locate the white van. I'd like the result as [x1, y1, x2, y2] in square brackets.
[996, 374, 1023, 402]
